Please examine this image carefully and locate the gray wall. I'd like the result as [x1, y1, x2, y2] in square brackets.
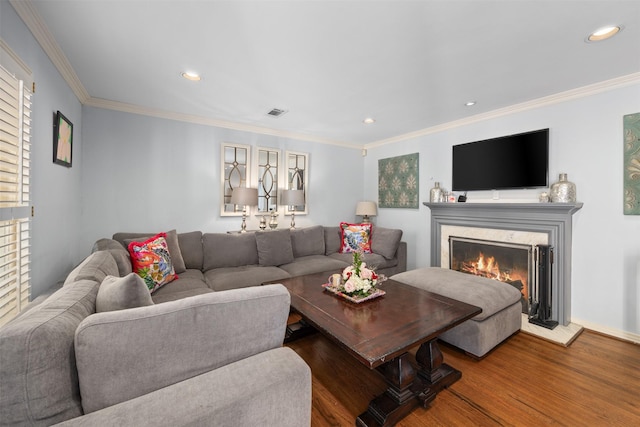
[1, 1, 84, 297]
[365, 81, 640, 339]
[79, 107, 364, 252]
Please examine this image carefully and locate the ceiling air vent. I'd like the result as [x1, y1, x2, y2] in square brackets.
[267, 108, 287, 117]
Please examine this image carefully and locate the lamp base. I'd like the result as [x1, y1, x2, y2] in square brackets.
[361, 215, 371, 224]
[240, 210, 248, 233]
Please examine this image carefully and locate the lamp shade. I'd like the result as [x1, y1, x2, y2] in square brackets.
[281, 189, 305, 206]
[230, 187, 258, 206]
[355, 201, 377, 217]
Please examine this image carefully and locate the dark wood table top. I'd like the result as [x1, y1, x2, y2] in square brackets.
[271, 271, 482, 369]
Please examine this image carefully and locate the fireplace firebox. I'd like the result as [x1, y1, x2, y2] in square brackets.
[449, 237, 532, 313]
[449, 236, 557, 329]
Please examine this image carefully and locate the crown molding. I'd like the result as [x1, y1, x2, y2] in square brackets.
[365, 71, 640, 149]
[0, 37, 33, 87]
[84, 97, 361, 149]
[10, 0, 89, 102]
[13, 0, 640, 151]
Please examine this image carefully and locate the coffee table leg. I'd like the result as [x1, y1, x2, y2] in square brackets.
[356, 353, 421, 427]
[415, 338, 461, 407]
[356, 339, 463, 426]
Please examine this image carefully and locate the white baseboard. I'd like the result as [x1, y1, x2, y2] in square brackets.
[570, 317, 640, 344]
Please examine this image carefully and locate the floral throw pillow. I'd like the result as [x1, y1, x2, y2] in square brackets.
[339, 222, 373, 254]
[128, 233, 177, 293]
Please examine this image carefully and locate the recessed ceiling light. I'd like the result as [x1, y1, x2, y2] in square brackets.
[363, 117, 376, 124]
[587, 25, 622, 42]
[465, 101, 477, 107]
[181, 71, 201, 81]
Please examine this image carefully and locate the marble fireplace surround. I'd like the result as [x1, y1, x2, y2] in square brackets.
[424, 202, 583, 326]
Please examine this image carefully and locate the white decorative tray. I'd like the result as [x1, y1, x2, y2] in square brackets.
[322, 284, 385, 304]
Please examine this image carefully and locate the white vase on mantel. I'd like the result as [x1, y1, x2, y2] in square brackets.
[550, 173, 576, 203]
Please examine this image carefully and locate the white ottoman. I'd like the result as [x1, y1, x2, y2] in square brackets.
[392, 267, 522, 358]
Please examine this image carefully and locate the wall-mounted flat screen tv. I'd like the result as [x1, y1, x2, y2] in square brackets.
[452, 128, 549, 191]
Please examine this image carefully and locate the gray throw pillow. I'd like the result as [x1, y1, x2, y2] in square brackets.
[255, 229, 294, 266]
[371, 227, 403, 259]
[96, 273, 154, 313]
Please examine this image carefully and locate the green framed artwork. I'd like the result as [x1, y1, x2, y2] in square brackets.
[624, 112, 640, 214]
[378, 153, 419, 208]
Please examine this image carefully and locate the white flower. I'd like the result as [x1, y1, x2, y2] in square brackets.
[343, 278, 357, 293]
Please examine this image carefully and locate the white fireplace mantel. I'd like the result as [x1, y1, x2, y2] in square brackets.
[423, 202, 583, 326]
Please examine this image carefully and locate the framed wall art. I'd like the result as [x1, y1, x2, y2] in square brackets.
[285, 151, 308, 215]
[624, 112, 640, 214]
[221, 143, 251, 216]
[378, 153, 419, 208]
[53, 110, 72, 167]
[255, 147, 280, 214]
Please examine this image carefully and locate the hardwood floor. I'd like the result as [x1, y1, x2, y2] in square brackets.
[286, 329, 640, 426]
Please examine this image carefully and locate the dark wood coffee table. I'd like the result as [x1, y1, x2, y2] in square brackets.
[268, 271, 482, 427]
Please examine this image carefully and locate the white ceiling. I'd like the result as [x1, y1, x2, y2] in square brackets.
[13, 0, 640, 147]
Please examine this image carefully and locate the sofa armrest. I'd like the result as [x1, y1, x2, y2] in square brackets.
[55, 347, 311, 427]
[74, 284, 291, 414]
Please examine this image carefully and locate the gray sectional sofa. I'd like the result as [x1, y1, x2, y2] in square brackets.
[111, 225, 406, 303]
[0, 225, 405, 426]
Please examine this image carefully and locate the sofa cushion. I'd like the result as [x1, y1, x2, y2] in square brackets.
[290, 225, 325, 258]
[118, 230, 186, 274]
[151, 287, 215, 304]
[329, 252, 395, 270]
[96, 273, 154, 313]
[204, 266, 290, 291]
[391, 267, 521, 321]
[371, 227, 403, 259]
[128, 233, 178, 293]
[91, 238, 133, 276]
[339, 222, 372, 253]
[147, 269, 207, 295]
[202, 233, 258, 270]
[255, 229, 294, 266]
[324, 226, 341, 255]
[278, 255, 350, 277]
[0, 279, 99, 426]
[64, 251, 119, 285]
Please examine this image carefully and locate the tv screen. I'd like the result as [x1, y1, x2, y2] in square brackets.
[452, 129, 549, 191]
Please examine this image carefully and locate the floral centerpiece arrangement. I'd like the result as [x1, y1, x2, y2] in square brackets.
[342, 251, 379, 296]
[324, 250, 386, 302]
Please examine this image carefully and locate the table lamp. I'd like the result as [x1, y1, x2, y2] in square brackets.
[230, 187, 258, 233]
[356, 201, 377, 223]
[281, 189, 305, 229]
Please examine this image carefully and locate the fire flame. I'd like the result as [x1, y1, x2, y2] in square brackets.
[460, 252, 528, 299]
